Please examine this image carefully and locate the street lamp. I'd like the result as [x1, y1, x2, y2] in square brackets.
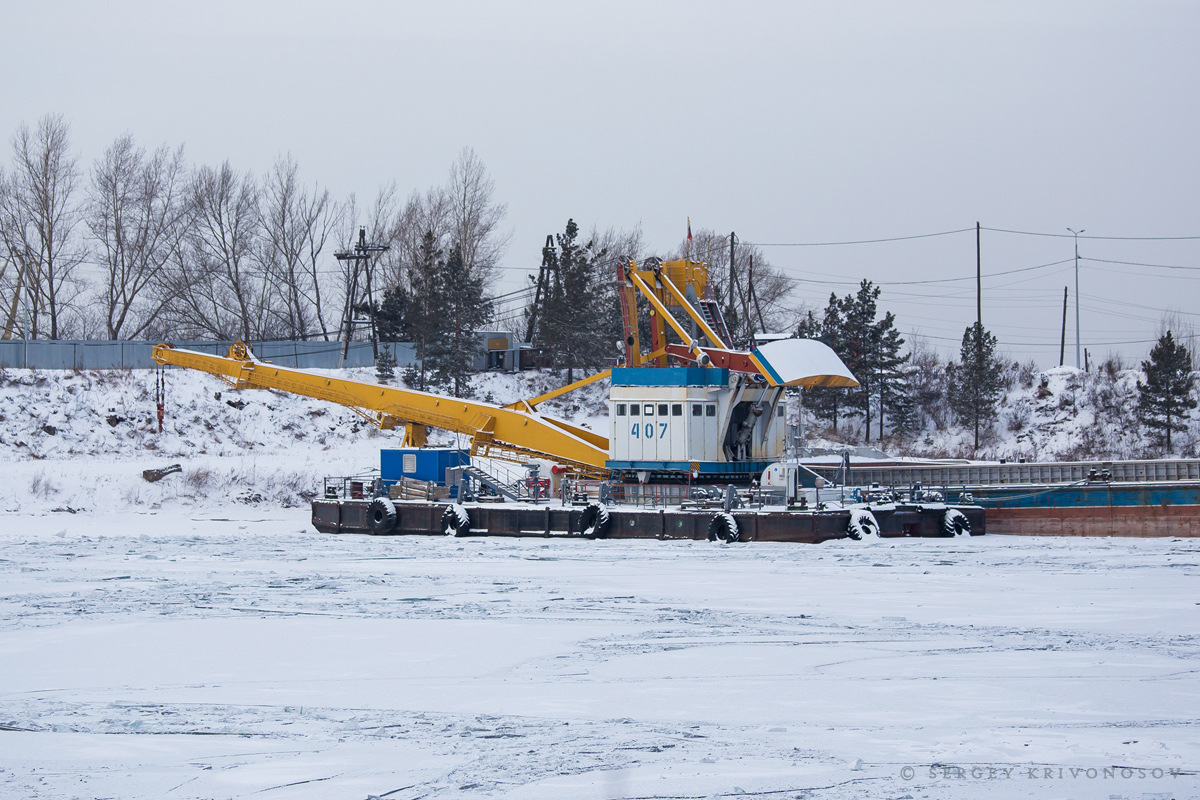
[1067, 227, 1084, 368]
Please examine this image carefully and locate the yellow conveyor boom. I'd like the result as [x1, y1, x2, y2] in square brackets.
[152, 342, 611, 478]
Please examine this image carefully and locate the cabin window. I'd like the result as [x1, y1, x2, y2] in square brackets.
[658, 404, 669, 416]
[671, 404, 683, 416]
[630, 404, 640, 417]
[705, 404, 716, 417]
[616, 403, 626, 416]
[692, 404, 703, 416]
[644, 404, 655, 416]
[776, 404, 785, 417]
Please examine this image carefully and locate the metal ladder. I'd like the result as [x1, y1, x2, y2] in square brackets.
[697, 299, 734, 347]
[463, 461, 545, 502]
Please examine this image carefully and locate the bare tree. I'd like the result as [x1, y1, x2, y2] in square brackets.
[164, 161, 266, 340]
[0, 252, 27, 339]
[387, 185, 451, 290]
[445, 147, 509, 284]
[300, 178, 339, 341]
[0, 114, 87, 339]
[672, 228, 796, 341]
[87, 134, 189, 339]
[259, 155, 336, 340]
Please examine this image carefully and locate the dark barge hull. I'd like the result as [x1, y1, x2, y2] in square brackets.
[311, 500, 985, 542]
[966, 481, 1200, 537]
[986, 505, 1200, 537]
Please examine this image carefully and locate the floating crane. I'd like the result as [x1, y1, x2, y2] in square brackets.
[152, 253, 856, 485]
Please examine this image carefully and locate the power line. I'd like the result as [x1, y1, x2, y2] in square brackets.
[908, 330, 1161, 347]
[1081, 293, 1200, 318]
[982, 226, 1200, 241]
[779, 257, 1074, 288]
[742, 227, 974, 247]
[1083, 256, 1200, 272]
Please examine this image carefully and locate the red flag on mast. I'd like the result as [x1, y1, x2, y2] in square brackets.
[687, 218, 692, 242]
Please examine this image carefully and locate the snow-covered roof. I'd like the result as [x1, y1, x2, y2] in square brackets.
[750, 338, 859, 388]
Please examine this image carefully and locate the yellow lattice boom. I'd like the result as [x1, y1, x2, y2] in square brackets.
[152, 342, 611, 478]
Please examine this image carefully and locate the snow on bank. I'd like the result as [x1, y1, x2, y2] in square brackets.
[807, 363, 1200, 461]
[0, 366, 609, 513]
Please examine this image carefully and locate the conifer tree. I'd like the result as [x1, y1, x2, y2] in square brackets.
[839, 281, 881, 438]
[947, 321, 1005, 451]
[796, 282, 909, 442]
[796, 295, 849, 430]
[375, 343, 396, 384]
[884, 368, 918, 438]
[425, 243, 492, 398]
[374, 285, 409, 343]
[402, 230, 442, 391]
[874, 310, 910, 439]
[529, 219, 608, 383]
[1137, 331, 1196, 453]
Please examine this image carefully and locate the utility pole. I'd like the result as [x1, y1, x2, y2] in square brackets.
[1067, 227, 1084, 368]
[728, 232, 736, 310]
[334, 227, 390, 367]
[523, 235, 555, 344]
[744, 254, 752, 339]
[1059, 286, 1068, 367]
[975, 221, 981, 327]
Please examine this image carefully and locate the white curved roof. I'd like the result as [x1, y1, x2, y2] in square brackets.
[750, 338, 859, 388]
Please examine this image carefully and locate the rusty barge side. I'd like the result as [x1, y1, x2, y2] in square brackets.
[311, 500, 986, 543]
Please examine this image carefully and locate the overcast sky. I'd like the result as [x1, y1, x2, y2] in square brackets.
[3, 1, 1198, 366]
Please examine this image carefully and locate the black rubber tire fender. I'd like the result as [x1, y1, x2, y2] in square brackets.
[707, 512, 740, 543]
[441, 504, 470, 537]
[367, 497, 397, 535]
[579, 501, 611, 538]
[943, 509, 971, 537]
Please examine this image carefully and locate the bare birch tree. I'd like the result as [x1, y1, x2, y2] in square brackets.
[0, 114, 87, 339]
[87, 134, 189, 339]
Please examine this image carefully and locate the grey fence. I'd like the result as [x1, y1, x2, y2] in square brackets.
[0, 339, 418, 370]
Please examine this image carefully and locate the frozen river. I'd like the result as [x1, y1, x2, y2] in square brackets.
[1, 510, 1197, 799]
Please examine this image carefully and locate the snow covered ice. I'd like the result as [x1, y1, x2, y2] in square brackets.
[4, 516, 1198, 799]
[1, 368, 1198, 798]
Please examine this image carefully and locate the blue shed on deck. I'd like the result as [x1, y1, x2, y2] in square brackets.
[380, 448, 470, 487]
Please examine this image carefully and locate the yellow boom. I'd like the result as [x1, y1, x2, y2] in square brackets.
[152, 342, 611, 478]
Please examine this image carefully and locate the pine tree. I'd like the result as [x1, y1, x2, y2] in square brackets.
[947, 321, 1005, 451]
[375, 285, 409, 343]
[375, 343, 396, 384]
[884, 367, 918, 439]
[530, 219, 609, 383]
[874, 311, 910, 439]
[403, 231, 442, 392]
[425, 243, 492, 398]
[796, 295, 850, 431]
[1137, 331, 1196, 453]
[839, 282, 879, 434]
